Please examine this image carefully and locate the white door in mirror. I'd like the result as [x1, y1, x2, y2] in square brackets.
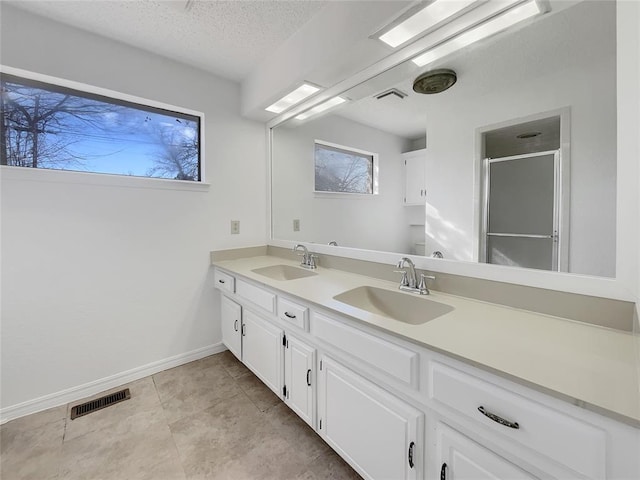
[403, 149, 426, 206]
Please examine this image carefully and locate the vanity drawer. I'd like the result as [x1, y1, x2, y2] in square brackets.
[277, 297, 308, 330]
[428, 361, 606, 480]
[311, 312, 417, 387]
[235, 279, 276, 314]
[214, 269, 235, 293]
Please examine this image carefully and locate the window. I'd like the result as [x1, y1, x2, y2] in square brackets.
[314, 141, 377, 194]
[0, 72, 202, 181]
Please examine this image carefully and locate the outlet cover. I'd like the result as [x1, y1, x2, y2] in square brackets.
[293, 219, 300, 232]
[231, 220, 240, 234]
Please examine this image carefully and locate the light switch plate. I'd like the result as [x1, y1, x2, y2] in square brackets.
[293, 219, 300, 231]
[231, 220, 240, 234]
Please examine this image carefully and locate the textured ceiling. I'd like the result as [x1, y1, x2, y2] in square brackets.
[6, 0, 328, 81]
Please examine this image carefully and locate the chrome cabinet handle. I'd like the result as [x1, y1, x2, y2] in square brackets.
[478, 406, 520, 429]
[241, 324, 246, 337]
[440, 463, 447, 480]
[234, 319, 238, 332]
[218, 279, 225, 284]
[284, 312, 296, 319]
[306, 369, 312, 386]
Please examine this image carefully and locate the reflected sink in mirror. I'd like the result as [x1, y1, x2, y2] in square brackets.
[333, 286, 454, 325]
[252, 264, 318, 281]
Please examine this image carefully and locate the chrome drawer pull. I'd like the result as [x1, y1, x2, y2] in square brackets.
[478, 406, 520, 429]
[284, 312, 297, 319]
[218, 279, 225, 284]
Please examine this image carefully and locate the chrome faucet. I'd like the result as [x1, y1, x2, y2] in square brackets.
[293, 244, 318, 269]
[395, 257, 434, 295]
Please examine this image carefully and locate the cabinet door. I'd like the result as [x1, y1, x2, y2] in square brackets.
[404, 152, 426, 205]
[436, 422, 537, 480]
[318, 356, 422, 480]
[284, 335, 315, 427]
[221, 296, 242, 361]
[242, 309, 283, 395]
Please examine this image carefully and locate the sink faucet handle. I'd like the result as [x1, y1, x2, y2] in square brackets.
[308, 254, 318, 268]
[418, 273, 434, 295]
[394, 269, 409, 287]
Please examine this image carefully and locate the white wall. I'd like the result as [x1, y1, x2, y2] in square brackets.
[0, 5, 267, 417]
[272, 115, 412, 253]
[423, 0, 616, 277]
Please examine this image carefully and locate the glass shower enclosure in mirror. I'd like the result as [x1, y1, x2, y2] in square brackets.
[271, 0, 616, 278]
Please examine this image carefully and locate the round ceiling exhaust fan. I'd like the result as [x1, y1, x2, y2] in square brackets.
[413, 69, 457, 94]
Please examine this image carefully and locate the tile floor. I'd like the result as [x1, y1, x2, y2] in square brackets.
[0, 351, 362, 480]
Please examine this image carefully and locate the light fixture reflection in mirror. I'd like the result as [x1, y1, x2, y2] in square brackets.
[271, 0, 616, 279]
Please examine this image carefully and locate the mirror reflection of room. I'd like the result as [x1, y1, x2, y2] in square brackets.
[271, 0, 616, 278]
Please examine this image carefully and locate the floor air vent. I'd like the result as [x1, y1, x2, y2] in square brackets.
[70, 388, 131, 419]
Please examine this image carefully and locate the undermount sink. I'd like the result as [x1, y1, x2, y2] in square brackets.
[251, 264, 318, 281]
[333, 286, 454, 325]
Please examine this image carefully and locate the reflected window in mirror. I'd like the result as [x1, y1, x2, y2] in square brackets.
[314, 141, 378, 195]
[271, 0, 617, 278]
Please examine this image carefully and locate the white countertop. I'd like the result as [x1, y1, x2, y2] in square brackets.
[213, 255, 640, 427]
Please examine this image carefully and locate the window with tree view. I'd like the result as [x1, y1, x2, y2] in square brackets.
[0, 73, 201, 181]
[314, 142, 376, 194]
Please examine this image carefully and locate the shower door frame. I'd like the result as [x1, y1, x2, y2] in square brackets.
[479, 150, 564, 271]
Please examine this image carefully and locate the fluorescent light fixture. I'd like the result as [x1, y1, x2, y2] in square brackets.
[412, 0, 541, 67]
[295, 96, 346, 121]
[379, 0, 478, 48]
[265, 83, 320, 113]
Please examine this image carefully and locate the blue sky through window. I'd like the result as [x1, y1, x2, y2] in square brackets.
[1, 74, 201, 181]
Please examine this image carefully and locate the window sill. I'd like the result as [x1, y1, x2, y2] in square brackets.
[0, 165, 210, 192]
[313, 191, 377, 199]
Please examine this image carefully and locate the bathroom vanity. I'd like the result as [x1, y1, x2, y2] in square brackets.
[213, 255, 639, 480]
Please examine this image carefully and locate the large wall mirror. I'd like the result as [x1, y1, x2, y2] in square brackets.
[271, 0, 629, 288]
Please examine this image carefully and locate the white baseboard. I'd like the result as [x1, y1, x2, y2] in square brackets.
[0, 342, 226, 424]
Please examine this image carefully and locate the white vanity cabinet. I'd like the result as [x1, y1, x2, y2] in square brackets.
[220, 292, 283, 395]
[241, 309, 283, 395]
[220, 295, 242, 360]
[318, 355, 423, 480]
[426, 361, 608, 480]
[214, 266, 639, 480]
[435, 422, 537, 480]
[283, 334, 315, 427]
[403, 149, 427, 205]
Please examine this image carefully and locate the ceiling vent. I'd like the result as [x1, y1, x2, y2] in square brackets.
[375, 88, 408, 100]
